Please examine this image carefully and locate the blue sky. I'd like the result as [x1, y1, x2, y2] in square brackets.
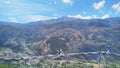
[0, 0, 120, 23]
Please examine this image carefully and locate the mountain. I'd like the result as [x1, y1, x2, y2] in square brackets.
[0, 17, 120, 60]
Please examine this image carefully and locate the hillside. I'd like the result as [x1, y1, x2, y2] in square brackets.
[0, 17, 120, 60]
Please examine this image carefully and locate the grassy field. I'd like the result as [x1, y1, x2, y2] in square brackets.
[0, 60, 120, 68]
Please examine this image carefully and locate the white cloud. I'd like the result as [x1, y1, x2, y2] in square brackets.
[68, 14, 109, 19]
[62, 0, 72, 5]
[27, 15, 50, 21]
[93, 0, 106, 10]
[68, 14, 92, 19]
[53, 17, 58, 19]
[92, 15, 100, 19]
[112, 2, 120, 13]
[101, 14, 109, 19]
[9, 17, 18, 23]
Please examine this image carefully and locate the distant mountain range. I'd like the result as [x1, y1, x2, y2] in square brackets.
[0, 17, 120, 60]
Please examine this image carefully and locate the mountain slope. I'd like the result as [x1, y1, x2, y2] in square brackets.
[0, 17, 120, 60]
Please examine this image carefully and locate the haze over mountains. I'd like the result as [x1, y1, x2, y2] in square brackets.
[0, 17, 120, 60]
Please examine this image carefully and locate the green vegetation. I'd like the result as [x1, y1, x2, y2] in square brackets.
[0, 64, 15, 68]
[105, 62, 120, 68]
[0, 61, 120, 68]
